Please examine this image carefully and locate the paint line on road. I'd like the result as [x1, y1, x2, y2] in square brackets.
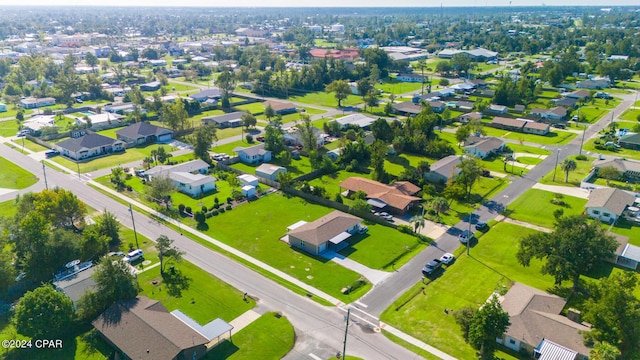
[308, 353, 322, 360]
[354, 300, 368, 308]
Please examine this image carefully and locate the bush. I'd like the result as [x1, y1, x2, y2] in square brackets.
[127, 186, 133, 191]
[397, 224, 414, 234]
[575, 154, 588, 161]
[178, 204, 185, 213]
[245, 134, 254, 143]
[213, 203, 220, 209]
[201, 205, 208, 213]
[225, 205, 232, 211]
[226, 197, 233, 204]
[185, 206, 192, 214]
[219, 208, 225, 213]
[211, 210, 219, 216]
[194, 211, 206, 225]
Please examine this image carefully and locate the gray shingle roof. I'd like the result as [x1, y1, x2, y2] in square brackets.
[288, 210, 362, 246]
[586, 187, 636, 215]
[202, 111, 246, 125]
[116, 122, 172, 138]
[57, 133, 121, 152]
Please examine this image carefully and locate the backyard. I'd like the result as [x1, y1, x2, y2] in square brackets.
[0, 156, 39, 189]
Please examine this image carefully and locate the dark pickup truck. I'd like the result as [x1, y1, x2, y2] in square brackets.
[422, 259, 442, 277]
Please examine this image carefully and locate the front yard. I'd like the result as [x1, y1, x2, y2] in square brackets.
[0, 156, 39, 189]
[481, 126, 577, 146]
[506, 188, 588, 229]
[539, 155, 595, 187]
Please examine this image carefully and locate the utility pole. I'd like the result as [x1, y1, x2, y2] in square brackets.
[552, 149, 560, 182]
[77, 162, 81, 180]
[579, 124, 586, 156]
[42, 161, 48, 190]
[467, 214, 472, 256]
[342, 307, 350, 360]
[129, 203, 140, 249]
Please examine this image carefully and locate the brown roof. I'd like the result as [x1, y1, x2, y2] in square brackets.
[523, 121, 550, 131]
[492, 116, 525, 129]
[288, 210, 362, 246]
[586, 187, 636, 215]
[92, 296, 208, 360]
[340, 177, 421, 211]
[263, 100, 296, 112]
[501, 283, 591, 355]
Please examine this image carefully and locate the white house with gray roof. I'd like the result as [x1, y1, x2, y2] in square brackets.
[55, 132, 125, 161]
[145, 159, 210, 179]
[201, 111, 246, 128]
[585, 187, 636, 223]
[333, 113, 376, 129]
[463, 136, 505, 159]
[233, 143, 272, 164]
[145, 159, 214, 197]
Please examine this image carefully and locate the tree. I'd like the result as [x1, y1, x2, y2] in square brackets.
[264, 104, 276, 123]
[264, 117, 285, 154]
[468, 295, 510, 359]
[455, 125, 471, 145]
[14, 285, 74, 339]
[278, 150, 292, 167]
[370, 140, 389, 183]
[161, 100, 188, 131]
[241, 113, 257, 130]
[325, 80, 351, 107]
[110, 166, 125, 189]
[598, 165, 621, 185]
[297, 115, 317, 153]
[155, 235, 185, 275]
[451, 53, 472, 77]
[350, 198, 372, 214]
[80, 226, 109, 261]
[410, 214, 425, 233]
[454, 306, 477, 342]
[583, 272, 640, 358]
[95, 210, 121, 247]
[590, 342, 621, 360]
[429, 197, 450, 216]
[216, 70, 236, 107]
[517, 215, 618, 291]
[156, 146, 169, 164]
[456, 158, 482, 200]
[356, 78, 373, 102]
[85, 52, 98, 68]
[364, 90, 379, 112]
[147, 174, 177, 209]
[190, 125, 217, 162]
[371, 118, 394, 143]
[560, 158, 577, 183]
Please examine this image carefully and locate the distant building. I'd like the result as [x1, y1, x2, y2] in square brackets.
[437, 47, 498, 61]
[19, 97, 55, 109]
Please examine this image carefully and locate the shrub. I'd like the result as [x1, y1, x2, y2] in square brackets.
[219, 208, 226, 213]
[127, 186, 133, 191]
[201, 205, 208, 213]
[225, 205, 232, 211]
[185, 206, 192, 214]
[575, 154, 588, 161]
[397, 224, 414, 234]
[226, 197, 233, 204]
[211, 210, 219, 216]
[178, 204, 185, 213]
[213, 203, 220, 209]
[194, 211, 206, 225]
[206, 212, 213, 218]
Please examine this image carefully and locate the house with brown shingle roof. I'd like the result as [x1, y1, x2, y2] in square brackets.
[498, 283, 591, 359]
[339, 177, 421, 214]
[492, 116, 526, 132]
[92, 296, 210, 360]
[585, 187, 636, 223]
[286, 210, 363, 255]
[263, 100, 297, 115]
[523, 121, 550, 135]
[530, 106, 567, 121]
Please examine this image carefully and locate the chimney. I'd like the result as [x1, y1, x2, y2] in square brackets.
[567, 308, 581, 323]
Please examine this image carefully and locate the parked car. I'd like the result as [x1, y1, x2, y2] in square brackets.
[378, 212, 393, 221]
[604, 141, 620, 148]
[475, 221, 489, 231]
[256, 136, 265, 142]
[16, 130, 29, 137]
[422, 259, 443, 276]
[439, 253, 455, 265]
[45, 149, 60, 158]
[481, 169, 491, 177]
[123, 249, 144, 263]
[459, 230, 475, 244]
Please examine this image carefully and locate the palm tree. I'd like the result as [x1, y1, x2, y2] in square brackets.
[429, 197, 450, 217]
[560, 158, 577, 183]
[590, 342, 620, 360]
[410, 214, 426, 234]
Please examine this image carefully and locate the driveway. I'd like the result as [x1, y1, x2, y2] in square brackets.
[321, 250, 391, 286]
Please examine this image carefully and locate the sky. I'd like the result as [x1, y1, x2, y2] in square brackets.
[0, 0, 637, 7]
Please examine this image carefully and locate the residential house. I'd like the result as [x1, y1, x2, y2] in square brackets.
[75, 113, 124, 130]
[286, 210, 364, 255]
[530, 107, 567, 121]
[140, 81, 161, 91]
[189, 88, 222, 102]
[326, 148, 342, 161]
[104, 103, 141, 115]
[19, 97, 56, 109]
[523, 121, 551, 135]
[255, 163, 287, 181]
[283, 127, 325, 149]
[458, 112, 482, 124]
[333, 113, 376, 129]
[233, 143, 272, 165]
[149, 59, 167, 67]
[55, 132, 125, 161]
[554, 97, 579, 108]
[437, 48, 498, 61]
[576, 78, 610, 89]
[513, 104, 525, 113]
[115, 122, 173, 145]
[585, 187, 636, 223]
[491, 117, 526, 132]
[0, 103, 6, 112]
[424, 155, 461, 184]
[145, 160, 214, 197]
[396, 73, 425, 83]
[237, 174, 259, 187]
[429, 101, 446, 113]
[22, 115, 56, 132]
[451, 82, 475, 94]
[455, 101, 474, 111]
[339, 177, 422, 215]
[463, 136, 506, 159]
[619, 133, 640, 151]
[54, 266, 97, 306]
[593, 158, 640, 183]
[498, 282, 591, 359]
[263, 100, 297, 115]
[202, 111, 246, 128]
[469, 79, 488, 88]
[392, 101, 422, 116]
[145, 159, 210, 179]
[566, 89, 591, 101]
[92, 297, 211, 360]
[487, 104, 508, 114]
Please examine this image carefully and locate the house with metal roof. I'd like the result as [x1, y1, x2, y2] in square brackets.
[333, 113, 376, 129]
[255, 163, 287, 181]
[424, 155, 461, 184]
[619, 133, 640, 151]
[201, 111, 246, 128]
[233, 143, 272, 165]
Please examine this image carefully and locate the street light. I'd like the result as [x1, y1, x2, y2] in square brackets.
[41, 161, 48, 190]
[467, 213, 472, 256]
[552, 149, 562, 182]
[128, 203, 140, 249]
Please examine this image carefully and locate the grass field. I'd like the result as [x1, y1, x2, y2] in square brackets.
[620, 108, 640, 121]
[376, 78, 426, 95]
[381, 222, 555, 360]
[539, 155, 595, 187]
[583, 138, 640, 162]
[289, 92, 363, 108]
[506, 189, 587, 228]
[205, 313, 294, 360]
[0, 107, 34, 120]
[0, 156, 39, 189]
[481, 126, 577, 145]
[0, 119, 20, 137]
[11, 138, 49, 152]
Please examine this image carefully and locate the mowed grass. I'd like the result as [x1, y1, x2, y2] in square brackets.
[289, 91, 363, 108]
[583, 139, 640, 162]
[201, 193, 372, 302]
[381, 222, 555, 360]
[204, 312, 294, 360]
[376, 78, 426, 95]
[138, 260, 255, 324]
[0, 200, 17, 218]
[11, 138, 49, 152]
[0, 119, 20, 137]
[506, 189, 587, 228]
[481, 126, 577, 145]
[540, 155, 595, 187]
[620, 108, 640, 121]
[0, 156, 39, 189]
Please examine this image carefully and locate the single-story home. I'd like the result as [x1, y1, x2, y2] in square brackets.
[140, 81, 162, 91]
[255, 163, 287, 181]
[593, 158, 640, 183]
[429, 101, 446, 113]
[283, 127, 325, 149]
[263, 100, 297, 115]
[455, 101, 474, 111]
[237, 174, 259, 187]
[116, 122, 173, 145]
[339, 177, 422, 215]
[189, 88, 222, 102]
[566, 89, 591, 100]
[145, 159, 210, 179]
[233, 143, 272, 164]
[0, 103, 7, 112]
[396, 73, 425, 83]
[22, 115, 56, 132]
[487, 104, 508, 114]
[554, 97, 579, 108]
[75, 113, 124, 130]
[619, 133, 640, 151]
[530, 107, 567, 121]
[104, 103, 139, 114]
[149, 59, 167, 66]
[92, 297, 211, 360]
[576, 79, 610, 89]
[326, 148, 342, 161]
[424, 155, 462, 184]
[463, 136, 506, 159]
[492, 116, 525, 132]
[611, 233, 640, 270]
[201, 111, 246, 128]
[20, 97, 56, 109]
[241, 185, 256, 198]
[392, 101, 422, 116]
[585, 187, 636, 223]
[437, 48, 498, 61]
[333, 113, 376, 129]
[287, 210, 363, 255]
[498, 282, 591, 359]
[523, 121, 551, 135]
[53, 265, 97, 306]
[169, 172, 216, 197]
[513, 104, 525, 113]
[56, 132, 125, 161]
[458, 112, 482, 124]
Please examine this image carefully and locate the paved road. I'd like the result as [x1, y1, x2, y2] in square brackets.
[0, 142, 422, 360]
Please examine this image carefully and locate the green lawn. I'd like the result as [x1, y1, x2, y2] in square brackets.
[197, 193, 372, 302]
[138, 260, 255, 324]
[504, 143, 552, 156]
[481, 126, 577, 145]
[51, 143, 177, 173]
[540, 155, 595, 187]
[0, 119, 20, 137]
[0, 156, 39, 189]
[506, 189, 587, 228]
[234, 102, 265, 115]
[516, 156, 543, 165]
[376, 78, 426, 95]
[309, 169, 374, 199]
[204, 312, 294, 360]
[339, 224, 427, 270]
[620, 108, 640, 121]
[381, 222, 555, 360]
[289, 92, 363, 108]
[167, 81, 199, 92]
[578, 98, 620, 124]
[11, 138, 49, 152]
[0, 107, 34, 120]
[584, 138, 640, 162]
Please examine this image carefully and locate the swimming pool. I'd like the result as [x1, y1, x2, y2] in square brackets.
[81, 111, 96, 116]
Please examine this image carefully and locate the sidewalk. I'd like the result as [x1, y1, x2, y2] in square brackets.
[494, 215, 553, 233]
[532, 183, 590, 199]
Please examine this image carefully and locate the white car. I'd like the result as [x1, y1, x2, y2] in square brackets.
[378, 212, 393, 221]
[123, 249, 144, 263]
[440, 253, 455, 265]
